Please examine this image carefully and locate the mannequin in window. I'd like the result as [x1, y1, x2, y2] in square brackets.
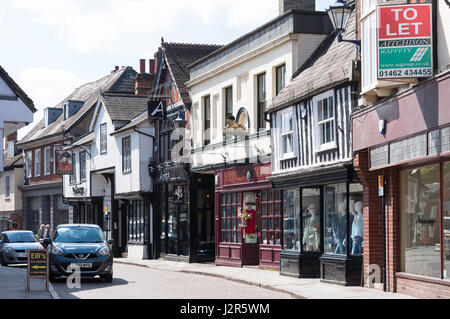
[351, 201, 364, 255]
[303, 203, 320, 251]
[332, 202, 347, 254]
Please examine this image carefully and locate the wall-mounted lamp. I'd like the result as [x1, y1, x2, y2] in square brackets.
[327, 0, 360, 49]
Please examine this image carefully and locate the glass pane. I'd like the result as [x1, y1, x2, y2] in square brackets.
[267, 233, 274, 245]
[261, 232, 267, 244]
[237, 231, 242, 243]
[262, 204, 267, 216]
[350, 183, 364, 256]
[232, 193, 236, 204]
[268, 218, 273, 231]
[444, 162, 450, 280]
[283, 189, 301, 251]
[275, 217, 280, 231]
[324, 183, 348, 255]
[262, 218, 267, 231]
[302, 188, 321, 252]
[221, 194, 226, 205]
[275, 232, 281, 246]
[401, 164, 441, 279]
[262, 190, 267, 202]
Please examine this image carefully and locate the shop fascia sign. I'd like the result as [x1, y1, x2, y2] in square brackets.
[377, 3, 433, 79]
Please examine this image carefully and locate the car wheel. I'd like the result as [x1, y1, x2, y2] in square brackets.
[102, 273, 113, 283]
[1, 254, 7, 267]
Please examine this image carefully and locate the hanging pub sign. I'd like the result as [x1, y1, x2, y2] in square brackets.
[377, 3, 433, 79]
[55, 149, 74, 175]
[148, 99, 165, 120]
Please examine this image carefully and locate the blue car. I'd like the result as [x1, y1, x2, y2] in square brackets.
[0, 231, 44, 266]
[47, 224, 114, 282]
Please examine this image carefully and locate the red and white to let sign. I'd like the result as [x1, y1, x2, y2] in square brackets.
[378, 4, 431, 40]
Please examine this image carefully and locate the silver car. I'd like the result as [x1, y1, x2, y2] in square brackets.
[0, 231, 44, 266]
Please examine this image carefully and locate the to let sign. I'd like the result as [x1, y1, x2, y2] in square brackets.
[377, 3, 433, 79]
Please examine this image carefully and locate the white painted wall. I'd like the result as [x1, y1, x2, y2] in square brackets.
[0, 164, 23, 213]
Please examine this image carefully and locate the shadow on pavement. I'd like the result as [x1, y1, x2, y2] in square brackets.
[50, 276, 129, 299]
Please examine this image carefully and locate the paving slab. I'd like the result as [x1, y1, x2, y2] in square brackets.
[0, 265, 53, 299]
[114, 258, 416, 299]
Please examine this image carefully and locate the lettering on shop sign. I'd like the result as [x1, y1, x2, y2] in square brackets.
[72, 186, 85, 196]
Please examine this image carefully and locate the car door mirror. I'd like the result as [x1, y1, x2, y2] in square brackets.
[107, 239, 114, 246]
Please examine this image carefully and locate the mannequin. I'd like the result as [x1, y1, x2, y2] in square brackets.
[331, 202, 347, 254]
[242, 202, 257, 243]
[351, 201, 364, 255]
[303, 203, 320, 251]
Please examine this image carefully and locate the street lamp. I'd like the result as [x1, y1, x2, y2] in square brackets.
[174, 112, 187, 130]
[327, 0, 360, 48]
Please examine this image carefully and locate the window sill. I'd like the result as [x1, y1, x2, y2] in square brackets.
[280, 154, 296, 161]
[122, 171, 132, 175]
[315, 142, 337, 154]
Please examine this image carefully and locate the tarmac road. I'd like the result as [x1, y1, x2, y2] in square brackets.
[50, 262, 294, 299]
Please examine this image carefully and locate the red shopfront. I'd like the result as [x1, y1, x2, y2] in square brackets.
[214, 163, 282, 269]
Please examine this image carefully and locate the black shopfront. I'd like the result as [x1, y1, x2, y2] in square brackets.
[153, 165, 215, 263]
[271, 165, 364, 286]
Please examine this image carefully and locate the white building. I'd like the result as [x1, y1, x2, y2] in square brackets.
[63, 92, 154, 259]
[0, 65, 35, 172]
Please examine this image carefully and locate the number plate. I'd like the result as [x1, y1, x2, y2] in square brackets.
[17, 253, 27, 258]
[69, 263, 92, 269]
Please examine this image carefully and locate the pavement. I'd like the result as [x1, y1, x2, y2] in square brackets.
[114, 258, 416, 299]
[0, 265, 55, 299]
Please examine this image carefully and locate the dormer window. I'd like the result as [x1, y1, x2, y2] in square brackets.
[64, 100, 85, 120]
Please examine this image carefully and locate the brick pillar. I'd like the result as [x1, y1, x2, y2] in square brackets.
[354, 150, 383, 288]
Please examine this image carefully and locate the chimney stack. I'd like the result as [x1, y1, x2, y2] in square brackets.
[279, 0, 315, 15]
[135, 58, 155, 96]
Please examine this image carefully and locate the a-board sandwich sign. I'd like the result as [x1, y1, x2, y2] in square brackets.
[377, 3, 433, 79]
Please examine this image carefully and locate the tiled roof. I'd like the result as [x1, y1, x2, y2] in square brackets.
[110, 110, 148, 136]
[268, 9, 357, 111]
[0, 65, 36, 112]
[2, 150, 22, 169]
[162, 42, 222, 105]
[18, 67, 137, 145]
[101, 93, 148, 122]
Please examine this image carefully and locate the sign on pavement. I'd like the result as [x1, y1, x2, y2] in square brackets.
[27, 249, 49, 291]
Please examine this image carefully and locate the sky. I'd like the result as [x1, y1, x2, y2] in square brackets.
[0, 0, 335, 139]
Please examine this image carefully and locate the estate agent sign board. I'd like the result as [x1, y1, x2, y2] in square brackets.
[377, 3, 433, 79]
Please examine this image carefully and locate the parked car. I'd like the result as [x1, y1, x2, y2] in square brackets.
[46, 224, 114, 282]
[0, 231, 44, 266]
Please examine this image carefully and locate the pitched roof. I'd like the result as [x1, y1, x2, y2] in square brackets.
[162, 42, 222, 105]
[18, 67, 137, 146]
[110, 110, 148, 136]
[101, 93, 148, 122]
[0, 65, 36, 112]
[3, 150, 22, 170]
[268, 9, 358, 111]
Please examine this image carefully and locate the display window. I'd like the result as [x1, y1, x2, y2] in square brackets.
[324, 183, 348, 255]
[283, 189, 301, 251]
[302, 188, 321, 252]
[260, 190, 282, 245]
[350, 183, 364, 256]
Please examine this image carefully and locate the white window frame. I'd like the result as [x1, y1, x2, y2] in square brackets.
[44, 146, 52, 176]
[25, 151, 32, 178]
[361, 1, 378, 93]
[34, 149, 41, 177]
[313, 90, 337, 153]
[100, 123, 107, 154]
[5, 175, 10, 199]
[278, 107, 296, 160]
[122, 136, 132, 174]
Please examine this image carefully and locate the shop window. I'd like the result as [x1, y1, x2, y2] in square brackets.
[283, 189, 301, 251]
[401, 164, 441, 278]
[260, 190, 282, 246]
[444, 162, 450, 280]
[324, 183, 348, 255]
[220, 193, 242, 244]
[302, 188, 321, 252]
[128, 200, 148, 243]
[350, 183, 364, 256]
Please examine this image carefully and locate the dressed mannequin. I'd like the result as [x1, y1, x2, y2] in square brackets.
[351, 201, 364, 255]
[331, 202, 347, 254]
[303, 203, 320, 251]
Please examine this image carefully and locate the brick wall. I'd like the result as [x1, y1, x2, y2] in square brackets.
[397, 274, 450, 298]
[353, 150, 400, 292]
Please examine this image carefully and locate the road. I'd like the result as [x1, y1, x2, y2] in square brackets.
[51, 263, 294, 299]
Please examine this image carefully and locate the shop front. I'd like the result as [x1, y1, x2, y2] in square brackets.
[214, 163, 282, 269]
[272, 166, 363, 285]
[155, 165, 215, 263]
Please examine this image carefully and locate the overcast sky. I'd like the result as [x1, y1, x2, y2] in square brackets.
[0, 0, 334, 138]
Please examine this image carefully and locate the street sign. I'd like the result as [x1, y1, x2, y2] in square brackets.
[27, 249, 49, 291]
[377, 3, 433, 79]
[378, 175, 384, 197]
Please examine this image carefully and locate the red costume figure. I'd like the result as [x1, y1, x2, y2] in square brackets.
[243, 209, 256, 235]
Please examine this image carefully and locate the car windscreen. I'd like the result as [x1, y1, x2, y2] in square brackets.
[53, 227, 104, 243]
[7, 232, 37, 243]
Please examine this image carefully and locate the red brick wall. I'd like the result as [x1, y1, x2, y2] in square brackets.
[354, 150, 400, 292]
[397, 274, 450, 298]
